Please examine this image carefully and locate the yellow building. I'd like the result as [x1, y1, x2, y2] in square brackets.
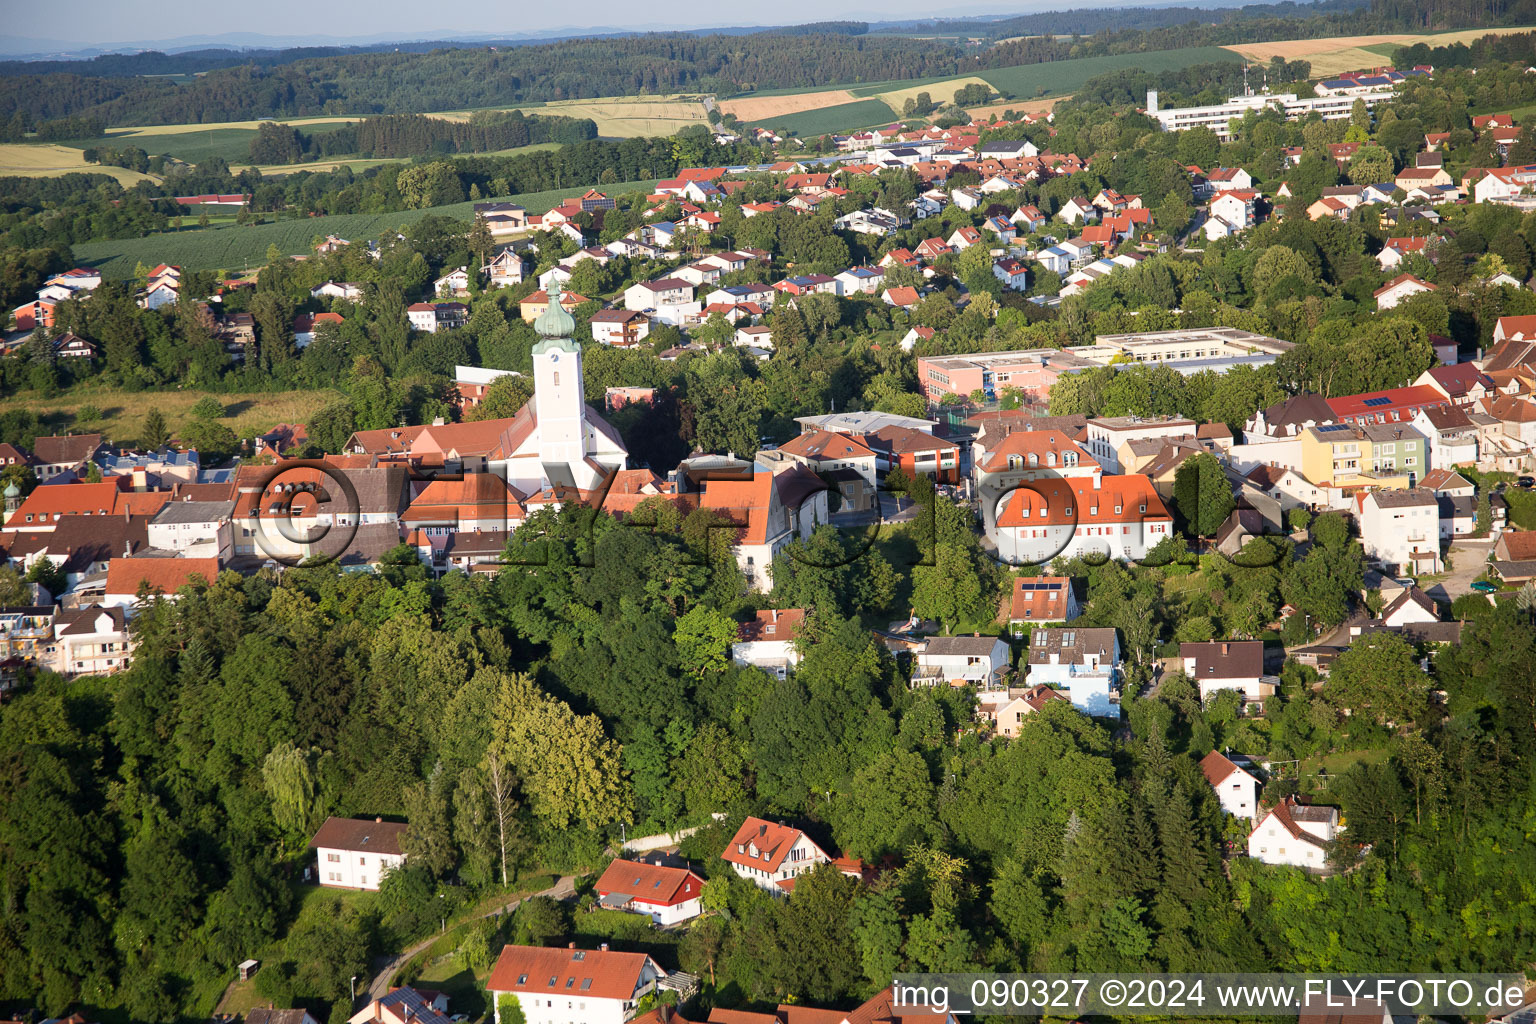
[1299, 423, 1423, 498]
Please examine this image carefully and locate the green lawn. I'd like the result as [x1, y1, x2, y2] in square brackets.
[72, 177, 663, 279]
[53, 122, 356, 166]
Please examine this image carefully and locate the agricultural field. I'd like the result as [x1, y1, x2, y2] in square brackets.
[745, 46, 1243, 133]
[230, 142, 562, 177]
[6, 387, 342, 447]
[746, 98, 899, 136]
[979, 46, 1243, 98]
[719, 89, 856, 122]
[0, 142, 158, 183]
[873, 76, 996, 115]
[71, 177, 664, 279]
[441, 96, 711, 137]
[1223, 25, 1536, 76]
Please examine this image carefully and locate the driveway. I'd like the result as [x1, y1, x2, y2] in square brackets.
[1423, 536, 1493, 605]
[363, 874, 576, 1003]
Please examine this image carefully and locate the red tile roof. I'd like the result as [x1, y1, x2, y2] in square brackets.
[310, 815, 408, 855]
[1003, 575, 1074, 622]
[487, 945, 659, 1001]
[722, 817, 825, 874]
[995, 475, 1169, 528]
[737, 608, 805, 642]
[104, 556, 221, 597]
[594, 859, 705, 907]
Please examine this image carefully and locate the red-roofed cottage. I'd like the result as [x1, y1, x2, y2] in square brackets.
[488, 944, 664, 1024]
[594, 857, 706, 925]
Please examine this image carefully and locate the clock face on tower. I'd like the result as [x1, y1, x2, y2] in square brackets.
[550, 353, 560, 363]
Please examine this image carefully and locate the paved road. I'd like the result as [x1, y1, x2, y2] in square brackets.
[363, 874, 576, 1003]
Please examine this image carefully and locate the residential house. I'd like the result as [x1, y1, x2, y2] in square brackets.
[146, 500, 234, 559]
[487, 945, 664, 1024]
[483, 248, 529, 289]
[474, 202, 529, 235]
[991, 474, 1173, 565]
[1181, 640, 1272, 703]
[1375, 273, 1437, 310]
[407, 302, 468, 333]
[1377, 236, 1429, 269]
[721, 818, 832, 894]
[101, 556, 221, 608]
[1058, 197, 1097, 224]
[1415, 362, 1491, 407]
[520, 289, 587, 322]
[1326, 385, 1447, 427]
[859, 424, 961, 483]
[1011, 204, 1046, 232]
[776, 430, 877, 511]
[589, 310, 651, 348]
[947, 226, 983, 251]
[348, 988, 452, 1024]
[912, 635, 1010, 688]
[1083, 416, 1196, 473]
[695, 463, 827, 592]
[1208, 167, 1253, 191]
[310, 816, 407, 891]
[594, 858, 706, 926]
[1410, 404, 1479, 470]
[834, 266, 886, 296]
[731, 608, 806, 679]
[624, 278, 693, 312]
[992, 258, 1030, 291]
[31, 433, 104, 481]
[311, 281, 365, 302]
[882, 286, 921, 310]
[1000, 575, 1080, 635]
[293, 311, 343, 347]
[1200, 750, 1262, 820]
[1358, 488, 1443, 574]
[1025, 627, 1122, 717]
[1248, 796, 1340, 869]
[454, 365, 522, 409]
[994, 684, 1071, 738]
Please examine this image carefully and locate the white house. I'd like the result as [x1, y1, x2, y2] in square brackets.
[1247, 796, 1340, 869]
[1181, 640, 1273, 703]
[624, 278, 693, 312]
[912, 635, 1010, 688]
[989, 474, 1174, 564]
[434, 266, 472, 296]
[594, 857, 705, 926]
[488, 945, 664, 1024]
[835, 266, 885, 296]
[993, 258, 1031, 291]
[721, 817, 832, 894]
[1059, 198, 1098, 225]
[730, 608, 805, 679]
[1199, 750, 1261, 820]
[484, 249, 529, 288]
[146, 500, 235, 559]
[1025, 627, 1122, 717]
[1358, 488, 1443, 575]
[1374, 273, 1437, 311]
[311, 281, 365, 302]
[310, 816, 407, 891]
[1002, 576, 1080, 635]
[141, 282, 179, 310]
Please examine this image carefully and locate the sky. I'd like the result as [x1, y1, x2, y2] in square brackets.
[0, 0, 1097, 52]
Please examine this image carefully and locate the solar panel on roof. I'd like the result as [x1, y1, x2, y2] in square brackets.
[1317, 423, 1351, 432]
[1363, 396, 1393, 407]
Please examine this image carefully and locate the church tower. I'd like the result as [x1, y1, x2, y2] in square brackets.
[531, 280, 588, 486]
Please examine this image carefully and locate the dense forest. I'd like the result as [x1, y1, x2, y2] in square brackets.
[244, 110, 600, 165]
[4, 0, 1536, 131]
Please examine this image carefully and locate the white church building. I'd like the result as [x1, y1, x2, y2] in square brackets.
[498, 280, 630, 496]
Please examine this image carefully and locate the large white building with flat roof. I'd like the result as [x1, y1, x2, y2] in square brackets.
[1067, 327, 1294, 376]
[1147, 88, 1396, 142]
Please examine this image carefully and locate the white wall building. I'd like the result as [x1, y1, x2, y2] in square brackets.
[721, 817, 832, 894]
[488, 945, 664, 1024]
[1200, 750, 1262, 820]
[1025, 627, 1122, 717]
[310, 816, 407, 891]
[1248, 796, 1340, 869]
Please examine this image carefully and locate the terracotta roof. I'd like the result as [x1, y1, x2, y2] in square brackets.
[778, 430, 875, 462]
[401, 473, 526, 527]
[858, 424, 957, 457]
[980, 429, 1092, 473]
[738, 608, 805, 642]
[722, 817, 825, 873]
[1253, 795, 1331, 850]
[1199, 749, 1246, 787]
[1373, 272, 1436, 298]
[487, 944, 659, 1000]
[1499, 531, 1536, 560]
[11, 480, 129, 524]
[309, 815, 408, 855]
[104, 556, 220, 597]
[1419, 468, 1472, 491]
[1325, 385, 1445, 420]
[1003, 575, 1074, 622]
[883, 286, 920, 307]
[594, 859, 705, 908]
[996, 474, 1168, 528]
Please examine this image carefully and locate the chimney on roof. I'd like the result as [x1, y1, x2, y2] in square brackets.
[758, 823, 767, 836]
[376, 816, 383, 823]
[569, 941, 577, 949]
[1222, 643, 1229, 655]
[600, 942, 609, 951]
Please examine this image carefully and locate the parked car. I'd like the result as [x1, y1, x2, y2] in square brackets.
[1471, 581, 1499, 593]
[1519, 476, 1535, 489]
